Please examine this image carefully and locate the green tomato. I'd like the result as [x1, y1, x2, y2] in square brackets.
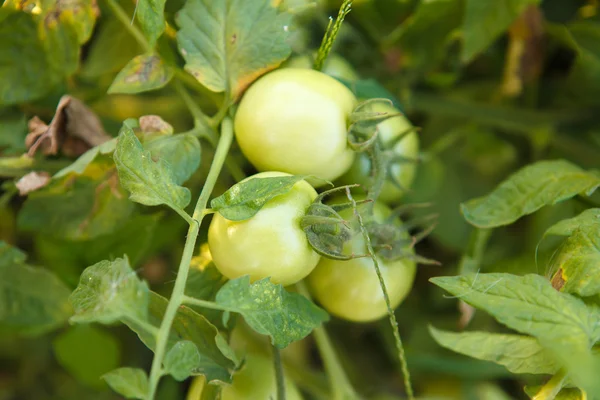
[208, 171, 320, 286]
[234, 69, 357, 184]
[340, 102, 419, 204]
[186, 353, 303, 400]
[284, 54, 360, 81]
[306, 200, 416, 322]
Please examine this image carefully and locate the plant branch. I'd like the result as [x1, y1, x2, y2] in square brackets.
[146, 117, 234, 400]
[273, 345, 286, 400]
[105, 0, 153, 53]
[181, 295, 235, 313]
[346, 189, 414, 400]
[314, 0, 353, 71]
[296, 282, 359, 400]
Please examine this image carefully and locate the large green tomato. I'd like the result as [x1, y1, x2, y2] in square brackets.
[186, 353, 303, 400]
[234, 69, 357, 184]
[208, 171, 320, 286]
[284, 54, 360, 81]
[306, 200, 416, 322]
[340, 101, 419, 204]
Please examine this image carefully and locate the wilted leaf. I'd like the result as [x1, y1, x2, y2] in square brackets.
[69, 256, 150, 324]
[26, 96, 110, 157]
[215, 276, 329, 348]
[461, 160, 600, 228]
[113, 122, 191, 210]
[429, 326, 560, 375]
[16, 171, 51, 195]
[53, 325, 121, 388]
[176, 0, 292, 100]
[211, 175, 308, 221]
[0, 242, 72, 335]
[462, 0, 540, 63]
[164, 340, 201, 381]
[102, 367, 148, 399]
[108, 54, 173, 94]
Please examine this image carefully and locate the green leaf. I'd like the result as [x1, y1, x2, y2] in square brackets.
[102, 367, 148, 399]
[542, 208, 600, 239]
[0, 110, 27, 155]
[210, 175, 308, 221]
[69, 256, 150, 324]
[126, 292, 234, 383]
[462, 0, 540, 63]
[136, 0, 166, 48]
[113, 122, 191, 211]
[176, 0, 292, 100]
[430, 273, 600, 363]
[164, 340, 201, 381]
[143, 132, 201, 185]
[54, 139, 117, 178]
[0, 242, 72, 335]
[461, 160, 600, 228]
[108, 54, 173, 94]
[524, 385, 583, 400]
[18, 170, 134, 241]
[429, 326, 559, 375]
[53, 325, 121, 388]
[215, 276, 329, 348]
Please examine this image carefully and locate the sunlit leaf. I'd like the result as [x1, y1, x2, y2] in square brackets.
[113, 122, 191, 211]
[215, 276, 329, 348]
[210, 175, 308, 221]
[461, 160, 600, 228]
[69, 256, 150, 324]
[108, 54, 173, 94]
[176, 0, 291, 100]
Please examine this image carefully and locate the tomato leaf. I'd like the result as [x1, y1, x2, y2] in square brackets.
[69, 256, 150, 324]
[211, 175, 309, 221]
[53, 325, 121, 388]
[142, 132, 201, 185]
[176, 0, 292, 100]
[54, 138, 117, 178]
[462, 0, 540, 63]
[164, 340, 201, 381]
[545, 209, 600, 296]
[429, 326, 560, 375]
[114, 122, 191, 211]
[17, 170, 134, 241]
[108, 54, 174, 94]
[215, 276, 329, 348]
[136, 0, 166, 48]
[461, 160, 600, 228]
[125, 292, 234, 384]
[0, 241, 72, 336]
[102, 367, 148, 399]
[524, 385, 584, 400]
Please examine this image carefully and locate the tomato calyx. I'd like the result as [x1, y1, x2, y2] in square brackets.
[300, 185, 369, 260]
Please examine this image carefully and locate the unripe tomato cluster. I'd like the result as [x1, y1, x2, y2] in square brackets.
[207, 59, 420, 324]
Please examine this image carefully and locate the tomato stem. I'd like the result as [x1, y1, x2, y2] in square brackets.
[273, 345, 286, 400]
[296, 281, 359, 400]
[346, 189, 415, 400]
[146, 117, 234, 400]
[532, 370, 567, 400]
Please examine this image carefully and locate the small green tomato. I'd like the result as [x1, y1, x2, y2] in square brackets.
[208, 171, 320, 286]
[341, 101, 419, 204]
[234, 69, 357, 184]
[307, 199, 416, 322]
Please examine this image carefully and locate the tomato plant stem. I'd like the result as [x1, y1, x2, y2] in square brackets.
[296, 281, 359, 400]
[273, 345, 286, 400]
[104, 0, 153, 54]
[146, 117, 234, 400]
[347, 190, 414, 400]
[532, 370, 567, 400]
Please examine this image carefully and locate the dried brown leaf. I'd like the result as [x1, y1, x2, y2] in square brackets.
[15, 171, 51, 195]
